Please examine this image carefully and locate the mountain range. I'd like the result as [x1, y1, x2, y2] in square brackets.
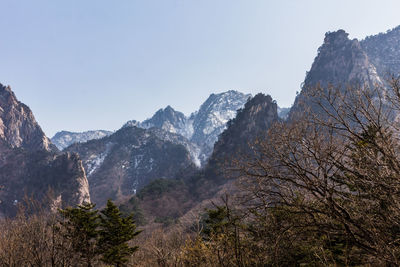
[1, 25, 400, 221]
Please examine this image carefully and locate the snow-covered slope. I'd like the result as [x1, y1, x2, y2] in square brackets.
[124, 90, 251, 165]
[124, 106, 193, 140]
[189, 90, 251, 160]
[51, 130, 113, 150]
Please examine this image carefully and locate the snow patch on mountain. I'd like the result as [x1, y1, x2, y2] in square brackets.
[52, 130, 113, 150]
[148, 128, 202, 167]
[277, 106, 290, 120]
[85, 142, 113, 177]
[122, 90, 250, 166]
[190, 90, 251, 160]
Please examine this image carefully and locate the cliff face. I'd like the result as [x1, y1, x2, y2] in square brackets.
[0, 84, 90, 217]
[289, 30, 383, 120]
[0, 84, 55, 152]
[206, 93, 280, 182]
[303, 30, 381, 88]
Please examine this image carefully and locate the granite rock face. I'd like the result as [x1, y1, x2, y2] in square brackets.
[290, 30, 383, 119]
[0, 84, 55, 152]
[209, 93, 280, 168]
[0, 84, 90, 217]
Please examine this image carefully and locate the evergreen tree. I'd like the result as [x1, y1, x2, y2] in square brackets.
[59, 202, 100, 267]
[99, 199, 141, 267]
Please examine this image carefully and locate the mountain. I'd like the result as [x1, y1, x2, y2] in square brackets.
[124, 90, 251, 165]
[65, 126, 197, 207]
[124, 93, 281, 222]
[361, 25, 400, 79]
[304, 30, 381, 88]
[205, 93, 280, 185]
[190, 90, 251, 162]
[0, 84, 90, 217]
[139, 106, 193, 139]
[51, 130, 113, 150]
[127, 26, 400, 223]
[0, 85, 56, 152]
[62, 90, 250, 207]
[289, 29, 383, 119]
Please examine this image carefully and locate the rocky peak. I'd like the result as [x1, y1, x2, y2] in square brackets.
[208, 93, 279, 171]
[323, 29, 350, 47]
[304, 30, 381, 88]
[123, 120, 140, 128]
[0, 84, 54, 152]
[289, 29, 383, 120]
[190, 90, 251, 158]
[0, 83, 90, 217]
[141, 105, 188, 135]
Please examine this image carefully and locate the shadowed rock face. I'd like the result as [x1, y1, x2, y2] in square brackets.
[0, 84, 90, 217]
[208, 93, 280, 173]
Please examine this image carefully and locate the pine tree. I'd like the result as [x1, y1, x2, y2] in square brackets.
[99, 199, 141, 267]
[59, 202, 100, 267]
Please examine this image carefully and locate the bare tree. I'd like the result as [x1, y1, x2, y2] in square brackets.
[235, 78, 400, 265]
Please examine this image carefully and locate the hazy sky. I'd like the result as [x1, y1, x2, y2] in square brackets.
[0, 0, 399, 136]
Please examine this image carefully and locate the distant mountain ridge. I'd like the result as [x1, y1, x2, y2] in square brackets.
[54, 90, 251, 165]
[51, 130, 113, 150]
[65, 126, 197, 207]
[61, 90, 252, 207]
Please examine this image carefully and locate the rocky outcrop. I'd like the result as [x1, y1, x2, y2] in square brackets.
[209, 93, 280, 169]
[0, 84, 90, 217]
[289, 30, 383, 120]
[304, 30, 381, 88]
[0, 84, 55, 152]
[139, 106, 191, 138]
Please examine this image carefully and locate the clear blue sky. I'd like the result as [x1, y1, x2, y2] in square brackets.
[0, 0, 399, 137]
